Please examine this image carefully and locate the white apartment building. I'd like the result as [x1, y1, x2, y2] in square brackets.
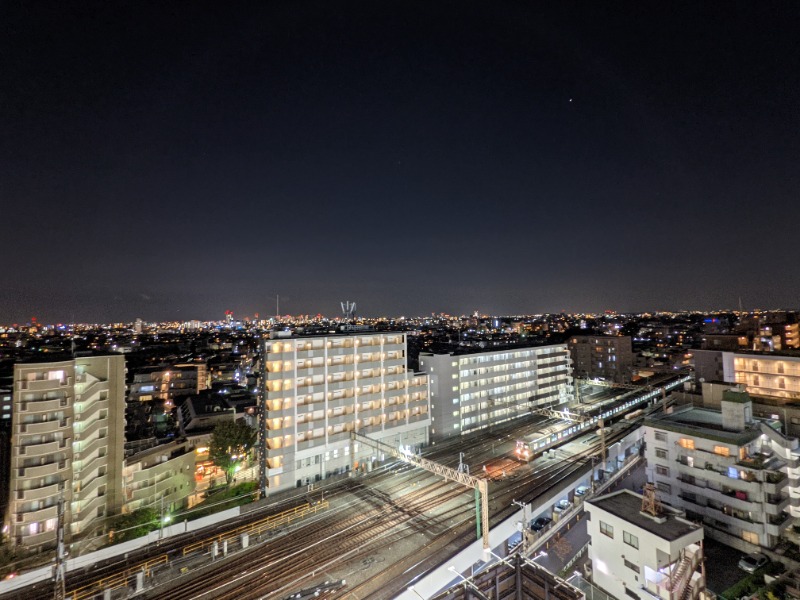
[262, 332, 430, 492]
[691, 350, 800, 402]
[121, 440, 196, 514]
[733, 353, 800, 402]
[643, 389, 799, 552]
[419, 344, 572, 441]
[587, 488, 705, 600]
[5, 354, 126, 551]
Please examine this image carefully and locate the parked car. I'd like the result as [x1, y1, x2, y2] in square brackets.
[575, 485, 589, 496]
[530, 516, 553, 531]
[738, 552, 768, 573]
[554, 499, 571, 512]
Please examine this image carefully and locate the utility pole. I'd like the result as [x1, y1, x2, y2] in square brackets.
[599, 418, 606, 474]
[53, 491, 65, 600]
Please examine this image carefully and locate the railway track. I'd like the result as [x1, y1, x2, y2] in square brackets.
[3, 410, 641, 600]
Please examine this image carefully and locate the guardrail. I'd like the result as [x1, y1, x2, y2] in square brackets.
[182, 500, 330, 557]
[67, 554, 168, 600]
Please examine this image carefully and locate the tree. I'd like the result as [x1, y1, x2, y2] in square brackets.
[107, 507, 160, 544]
[209, 420, 257, 485]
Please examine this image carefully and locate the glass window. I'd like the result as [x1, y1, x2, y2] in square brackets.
[678, 438, 695, 450]
[624, 531, 639, 549]
[655, 448, 668, 459]
[655, 431, 667, 442]
[600, 521, 613, 538]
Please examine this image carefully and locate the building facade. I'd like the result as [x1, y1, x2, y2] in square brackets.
[4, 354, 126, 551]
[121, 440, 196, 514]
[420, 344, 573, 442]
[733, 353, 800, 402]
[643, 390, 798, 551]
[587, 488, 705, 600]
[568, 335, 633, 383]
[262, 332, 430, 492]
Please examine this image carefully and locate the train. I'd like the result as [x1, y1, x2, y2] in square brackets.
[514, 374, 691, 462]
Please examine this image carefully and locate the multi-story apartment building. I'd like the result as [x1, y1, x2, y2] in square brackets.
[734, 353, 800, 402]
[128, 363, 208, 408]
[643, 389, 798, 551]
[568, 335, 633, 383]
[692, 350, 800, 403]
[420, 344, 572, 442]
[121, 440, 196, 514]
[4, 354, 126, 551]
[0, 376, 11, 523]
[262, 332, 430, 492]
[587, 488, 705, 600]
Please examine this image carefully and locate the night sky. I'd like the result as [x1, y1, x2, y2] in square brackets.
[2, 2, 798, 323]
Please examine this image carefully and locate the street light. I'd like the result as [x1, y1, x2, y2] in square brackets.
[407, 586, 425, 600]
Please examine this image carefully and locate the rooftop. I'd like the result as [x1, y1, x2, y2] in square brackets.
[644, 407, 762, 445]
[588, 489, 701, 542]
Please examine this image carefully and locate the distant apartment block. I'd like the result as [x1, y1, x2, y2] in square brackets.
[587, 488, 705, 600]
[643, 389, 798, 551]
[568, 335, 633, 383]
[4, 354, 125, 551]
[420, 344, 572, 442]
[262, 332, 430, 492]
[692, 350, 800, 402]
[128, 362, 208, 408]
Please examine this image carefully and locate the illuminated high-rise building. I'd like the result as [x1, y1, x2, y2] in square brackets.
[420, 344, 573, 442]
[4, 354, 125, 551]
[262, 332, 429, 491]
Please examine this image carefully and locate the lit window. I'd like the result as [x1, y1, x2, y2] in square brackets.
[714, 446, 730, 457]
[678, 438, 695, 450]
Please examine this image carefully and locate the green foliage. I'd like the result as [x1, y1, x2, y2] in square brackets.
[209, 420, 257, 485]
[188, 482, 258, 520]
[721, 565, 773, 600]
[760, 582, 786, 600]
[107, 507, 160, 544]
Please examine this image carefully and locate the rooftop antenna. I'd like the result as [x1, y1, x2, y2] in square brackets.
[341, 301, 357, 322]
[276, 294, 280, 319]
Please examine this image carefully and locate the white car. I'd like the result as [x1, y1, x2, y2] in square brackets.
[575, 485, 589, 496]
[554, 499, 571, 512]
[738, 552, 768, 574]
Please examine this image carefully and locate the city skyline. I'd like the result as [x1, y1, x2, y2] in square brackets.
[2, 3, 798, 323]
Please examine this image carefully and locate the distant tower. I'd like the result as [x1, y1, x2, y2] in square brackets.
[225, 310, 233, 325]
[341, 301, 357, 322]
[134, 318, 143, 334]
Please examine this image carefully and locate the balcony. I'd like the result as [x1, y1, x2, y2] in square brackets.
[19, 459, 70, 479]
[19, 398, 69, 413]
[18, 503, 58, 523]
[18, 418, 70, 435]
[15, 483, 61, 502]
[766, 513, 791, 536]
[764, 494, 791, 515]
[18, 438, 70, 457]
